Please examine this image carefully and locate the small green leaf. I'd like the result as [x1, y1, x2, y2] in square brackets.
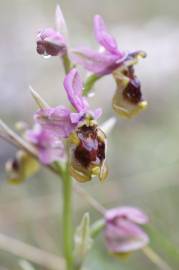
[90, 219, 105, 238]
[29, 86, 49, 109]
[83, 74, 101, 96]
[74, 213, 93, 269]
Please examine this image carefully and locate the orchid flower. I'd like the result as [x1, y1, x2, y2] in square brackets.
[71, 15, 127, 76]
[36, 5, 68, 57]
[112, 57, 148, 118]
[105, 207, 149, 254]
[71, 15, 148, 118]
[30, 68, 107, 182]
[35, 69, 102, 137]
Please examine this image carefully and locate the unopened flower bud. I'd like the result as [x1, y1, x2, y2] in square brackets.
[36, 28, 67, 56]
[105, 207, 149, 255]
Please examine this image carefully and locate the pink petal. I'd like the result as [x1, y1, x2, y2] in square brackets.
[70, 112, 84, 124]
[105, 221, 149, 253]
[89, 108, 103, 120]
[71, 47, 120, 75]
[104, 206, 149, 253]
[94, 15, 119, 55]
[39, 139, 65, 164]
[64, 68, 89, 112]
[34, 106, 75, 138]
[70, 108, 102, 124]
[26, 124, 65, 165]
[105, 220, 149, 253]
[36, 28, 67, 56]
[106, 207, 149, 225]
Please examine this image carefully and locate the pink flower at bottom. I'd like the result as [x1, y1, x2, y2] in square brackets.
[105, 207, 149, 254]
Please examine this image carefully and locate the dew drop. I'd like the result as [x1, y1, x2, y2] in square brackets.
[88, 92, 95, 98]
[43, 54, 51, 59]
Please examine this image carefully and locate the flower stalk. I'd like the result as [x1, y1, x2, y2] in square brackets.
[62, 165, 74, 270]
[62, 54, 72, 74]
[90, 219, 105, 238]
[83, 74, 101, 96]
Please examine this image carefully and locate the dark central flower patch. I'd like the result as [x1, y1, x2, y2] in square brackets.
[75, 125, 105, 168]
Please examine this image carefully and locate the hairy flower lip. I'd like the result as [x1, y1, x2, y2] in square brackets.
[122, 78, 142, 104]
[74, 125, 105, 168]
[112, 51, 147, 118]
[68, 123, 108, 182]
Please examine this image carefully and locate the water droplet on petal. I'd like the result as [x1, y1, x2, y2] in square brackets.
[88, 92, 95, 98]
[43, 54, 51, 59]
[99, 46, 105, 53]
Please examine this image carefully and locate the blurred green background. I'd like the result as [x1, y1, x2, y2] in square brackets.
[0, 0, 179, 269]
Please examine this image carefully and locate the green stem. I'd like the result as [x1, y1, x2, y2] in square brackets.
[83, 74, 101, 96]
[62, 166, 74, 270]
[142, 246, 172, 270]
[62, 54, 72, 74]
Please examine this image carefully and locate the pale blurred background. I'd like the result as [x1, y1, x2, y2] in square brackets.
[0, 0, 179, 269]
